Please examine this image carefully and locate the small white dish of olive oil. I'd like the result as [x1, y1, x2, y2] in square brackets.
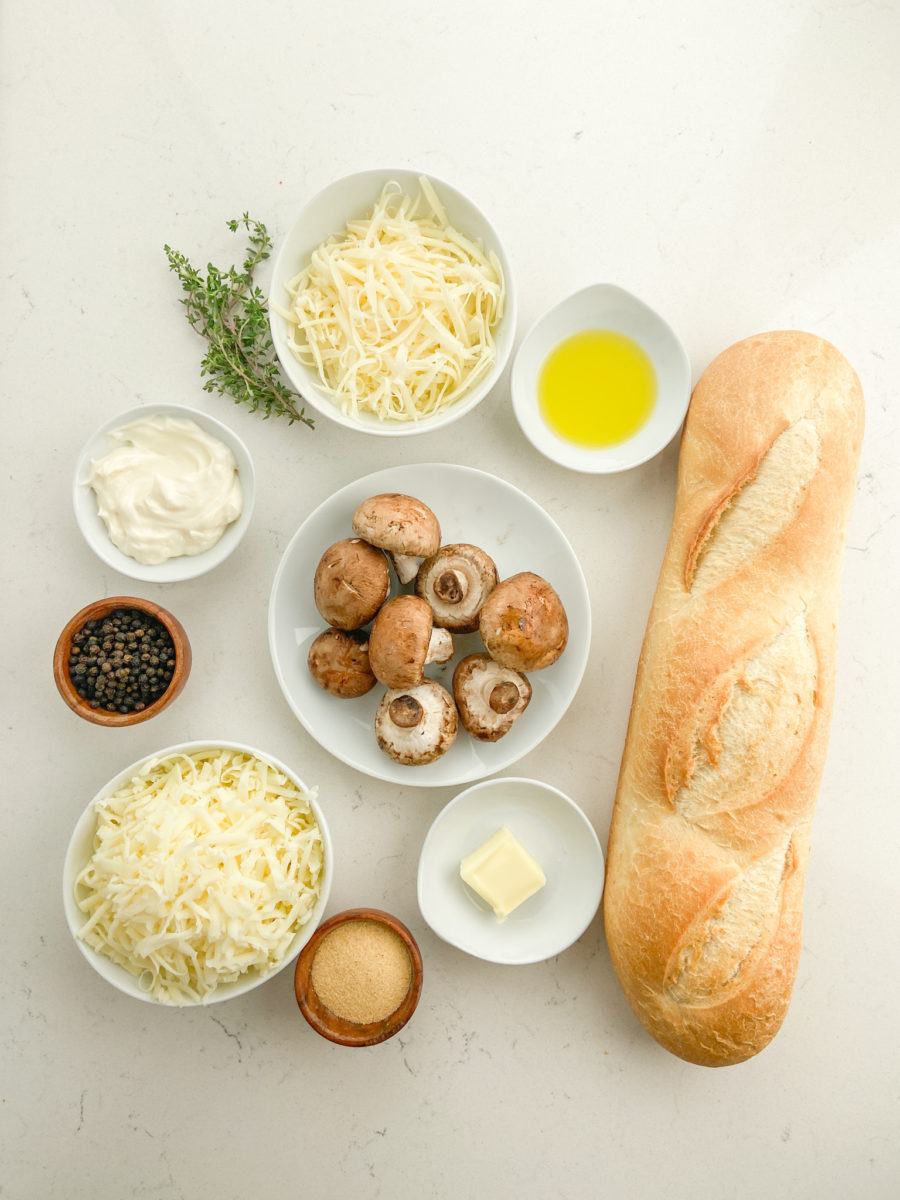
[511, 284, 691, 473]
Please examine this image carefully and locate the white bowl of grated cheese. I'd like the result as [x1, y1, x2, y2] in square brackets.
[269, 169, 517, 435]
[62, 742, 332, 1005]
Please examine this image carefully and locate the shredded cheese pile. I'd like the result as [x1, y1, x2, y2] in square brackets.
[279, 177, 506, 422]
[74, 748, 325, 1005]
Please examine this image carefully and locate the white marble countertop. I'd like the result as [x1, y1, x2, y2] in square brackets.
[3, 1, 898, 1196]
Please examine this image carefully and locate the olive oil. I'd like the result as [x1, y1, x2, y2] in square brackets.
[538, 329, 656, 447]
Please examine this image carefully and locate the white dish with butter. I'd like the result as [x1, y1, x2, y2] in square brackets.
[417, 777, 604, 964]
[511, 283, 691, 473]
[74, 402, 255, 582]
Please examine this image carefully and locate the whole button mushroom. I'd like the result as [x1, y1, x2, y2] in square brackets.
[479, 571, 568, 672]
[368, 594, 454, 689]
[307, 629, 376, 698]
[374, 679, 458, 765]
[453, 653, 532, 741]
[314, 538, 390, 630]
[416, 544, 499, 632]
[351, 493, 441, 584]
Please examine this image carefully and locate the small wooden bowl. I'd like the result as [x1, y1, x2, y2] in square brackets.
[294, 908, 423, 1047]
[53, 596, 191, 727]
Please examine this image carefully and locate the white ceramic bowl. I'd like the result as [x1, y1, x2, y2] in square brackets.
[73, 402, 255, 583]
[268, 168, 517, 436]
[268, 463, 591, 788]
[62, 740, 333, 1005]
[417, 777, 604, 964]
[511, 283, 691, 473]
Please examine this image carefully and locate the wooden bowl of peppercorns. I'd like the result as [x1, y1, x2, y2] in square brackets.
[53, 597, 191, 726]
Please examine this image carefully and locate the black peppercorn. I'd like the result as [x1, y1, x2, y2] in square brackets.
[68, 607, 176, 714]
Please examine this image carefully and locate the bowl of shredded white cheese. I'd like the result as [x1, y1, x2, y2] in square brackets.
[63, 742, 332, 1005]
[269, 169, 516, 435]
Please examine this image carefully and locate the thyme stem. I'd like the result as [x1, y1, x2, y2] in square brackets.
[164, 214, 314, 427]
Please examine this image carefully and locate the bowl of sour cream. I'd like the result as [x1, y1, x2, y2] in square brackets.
[74, 403, 255, 583]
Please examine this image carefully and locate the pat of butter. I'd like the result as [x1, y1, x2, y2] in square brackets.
[459, 827, 546, 921]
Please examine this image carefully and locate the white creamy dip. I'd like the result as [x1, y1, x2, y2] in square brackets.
[87, 414, 243, 565]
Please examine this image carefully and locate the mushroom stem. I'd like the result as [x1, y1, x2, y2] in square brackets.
[489, 681, 521, 714]
[434, 569, 468, 604]
[390, 552, 422, 585]
[425, 627, 454, 666]
[388, 695, 424, 728]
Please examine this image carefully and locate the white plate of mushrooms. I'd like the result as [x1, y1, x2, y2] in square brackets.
[268, 463, 591, 787]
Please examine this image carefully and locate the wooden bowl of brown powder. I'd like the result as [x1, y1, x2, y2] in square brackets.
[294, 908, 423, 1046]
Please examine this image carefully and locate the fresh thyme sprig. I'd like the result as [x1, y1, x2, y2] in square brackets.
[164, 214, 314, 427]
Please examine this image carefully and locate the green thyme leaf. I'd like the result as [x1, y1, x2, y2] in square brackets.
[164, 214, 314, 427]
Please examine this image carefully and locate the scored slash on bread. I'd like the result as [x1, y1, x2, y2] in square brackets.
[602, 330, 864, 1067]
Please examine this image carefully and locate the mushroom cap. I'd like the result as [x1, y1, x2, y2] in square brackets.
[314, 538, 390, 630]
[307, 629, 376, 698]
[374, 679, 458, 765]
[479, 571, 569, 671]
[368, 594, 434, 688]
[416, 544, 499, 633]
[452, 653, 532, 741]
[351, 493, 441, 560]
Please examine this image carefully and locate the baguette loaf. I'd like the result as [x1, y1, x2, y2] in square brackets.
[602, 331, 864, 1067]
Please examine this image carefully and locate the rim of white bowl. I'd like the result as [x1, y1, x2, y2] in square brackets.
[268, 167, 518, 437]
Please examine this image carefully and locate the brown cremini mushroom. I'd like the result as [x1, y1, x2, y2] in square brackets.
[479, 571, 568, 672]
[307, 629, 377, 698]
[314, 538, 390, 630]
[368, 594, 453, 689]
[374, 679, 458, 765]
[351, 493, 441, 584]
[452, 653, 532, 741]
[416, 544, 499, 632]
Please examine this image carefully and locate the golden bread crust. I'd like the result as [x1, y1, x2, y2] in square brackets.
[603, 331, 864, 1066]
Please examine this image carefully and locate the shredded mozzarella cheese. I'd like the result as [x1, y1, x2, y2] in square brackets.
[74, 748, 325, 1004]
[277, 177, 506, 422]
